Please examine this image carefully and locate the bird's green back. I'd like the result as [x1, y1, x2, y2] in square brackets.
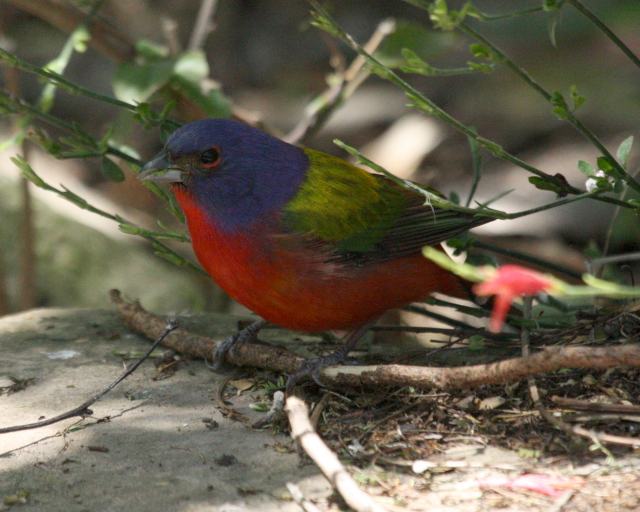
[282, 147, 492, 262]
[283, 149, 406, 253]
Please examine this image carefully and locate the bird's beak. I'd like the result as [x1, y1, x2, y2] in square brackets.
[139, 151, 184, 183]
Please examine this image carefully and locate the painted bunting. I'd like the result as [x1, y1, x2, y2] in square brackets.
[140, 119, 492, 384]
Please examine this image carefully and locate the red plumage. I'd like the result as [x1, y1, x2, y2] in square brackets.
[174, 185, 466, 332]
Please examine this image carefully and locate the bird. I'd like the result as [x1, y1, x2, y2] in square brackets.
[140, 118, 493, 386]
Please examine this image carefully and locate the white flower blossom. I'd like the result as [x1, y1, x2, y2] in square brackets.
[585, 169, 615, 192]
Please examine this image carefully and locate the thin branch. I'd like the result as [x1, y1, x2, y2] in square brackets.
[459, 21, 640, 194]
[12, 157, 203, 275]
[566, 0, 640, 70]
[551, 396, 640, 416]
[309, 3, 582, 196]
[286, 395, 389, 512]
[522, 298, 639, 449]
[0, 321, 178, 434]
[285, 18, 395, 144]
[188, 0, 219, 51]
[111, 290, 640, 400]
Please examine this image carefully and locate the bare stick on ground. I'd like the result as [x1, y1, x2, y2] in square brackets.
[0, 321, 178, 434]
[521, 298, 640, 448]
[286, 395, 389, 512]
[110, 290, 640, 394]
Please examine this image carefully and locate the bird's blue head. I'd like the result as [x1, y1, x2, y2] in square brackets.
[140, 119, 309, 231]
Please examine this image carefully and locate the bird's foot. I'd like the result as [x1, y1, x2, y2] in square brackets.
[209, 319, 267, 370]
[286, 346, 356, 392]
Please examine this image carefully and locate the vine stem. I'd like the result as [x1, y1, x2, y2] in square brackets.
[567, 0, 640, 70]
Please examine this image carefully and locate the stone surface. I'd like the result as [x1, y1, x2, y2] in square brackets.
[0, 308, 331, 512]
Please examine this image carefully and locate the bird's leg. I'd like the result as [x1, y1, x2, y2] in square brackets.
[210, 319, 267, 370]
[286, 322, 373, 392]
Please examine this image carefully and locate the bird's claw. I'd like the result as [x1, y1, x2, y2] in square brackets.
[286, 348, 357, 392]
[208, 319, 266, 371]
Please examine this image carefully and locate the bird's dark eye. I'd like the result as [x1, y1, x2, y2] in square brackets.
[200, 146, 221, 169]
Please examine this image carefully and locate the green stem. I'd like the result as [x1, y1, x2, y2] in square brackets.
[459, 22, 640, 194]
[311, 3, 581, 197]
[13, 156, 203, 275]
[0, 47, 135, 112]
[567, 0, 640, 70]
[0, 91, 141, 165]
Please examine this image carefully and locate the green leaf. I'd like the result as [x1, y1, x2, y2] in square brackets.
[12, 156, 48, 188]
[169, 76, 231, 118]
[135, 39, 170, 61]
[577, 160, 594, 176]
[550, 92, 569, 120]
[113, 60, 174, 103]
[118, 223, 143, 235]
[616, 135, 634, 168]
[467, 61, 493, 73]
[173, 50, 209, 82]
[547, 11, 561, 48]
[597, 156, 616, 175]
[469, 43, 491, 60]
[528, 176, 564, 194]
[569, 84, 585, 111]
[375, 21, 443, 67]
[400, 48, 434, 75]
[101, 156, 125, 182]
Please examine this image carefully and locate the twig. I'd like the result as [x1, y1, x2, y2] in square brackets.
[285, 18, 395, 144]
[458, 21, 640, 195]
[286, 482, 323, 512]
[521, 298, 640, 448]
[0, 321, 178, 434]
[111, 290, 640, 394]
[550, 396, 640, 416]
[309, 392, 332, 432]
[285, 395, 389, 512]
[188, 0, 219, 51]
[566, 0, 640, 70]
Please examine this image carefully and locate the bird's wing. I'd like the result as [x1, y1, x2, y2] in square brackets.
[279, 148, 492, 264]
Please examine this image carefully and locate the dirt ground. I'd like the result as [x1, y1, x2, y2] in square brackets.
[1, 308, 639, 511]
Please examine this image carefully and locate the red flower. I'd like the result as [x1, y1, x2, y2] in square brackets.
[474, 265, 555, 332]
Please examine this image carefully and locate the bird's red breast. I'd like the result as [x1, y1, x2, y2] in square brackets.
[174, 185, 466, 332]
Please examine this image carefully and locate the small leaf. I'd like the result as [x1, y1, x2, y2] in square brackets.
[596, 156, 615, 175]
[547, 11, 560, 47]
[12, 156, 48, 188]
[550, 91, 569, 120]
[118, 223, 142, 235]
[577, 160, 594, 176]
[528, 176, 563, 194]
[569, 84, 585, 111]
[469, 43, 491, 60]
[135, 39, 170, 60]
[173, 50, 209, 82]
[616, 135, 634, 168]
[113, 61, 174, 103]
[101, 156, 125, 182]
[400, 48, 434, 75]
